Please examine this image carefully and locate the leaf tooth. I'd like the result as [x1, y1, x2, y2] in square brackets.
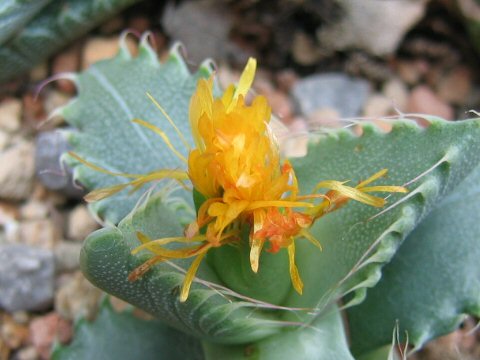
[42, 96, 77, 128]
[359, 122, 382, 136]
[60, 129, 82, 149]
[138, 32, 160, 65]
[390, 118, 422, 133]
[197, 58, 216, 79]
[117, 30, 135, 61]
[339, 207, 416, 310]
[167, 42, 190, 76]
[58, 97, 83, 127]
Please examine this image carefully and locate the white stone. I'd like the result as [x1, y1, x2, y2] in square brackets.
[383, 78, 409, 111]
[162, 0, 234, 64]
[0, 98, 22, 133]
[0, 141, 35, 201]
[54, 241, 82, 272]
[0, 131, 8, 151]
[55, 271, 102, 321]
[291, 73, 370, 118]
[20, 200, 49, 220]
[67, 204, 99, 241]
[281, 118, 309, 158]
[317, 0, 427, 56]
[363, 94, 394, 118]
[18, 219, 59, 249]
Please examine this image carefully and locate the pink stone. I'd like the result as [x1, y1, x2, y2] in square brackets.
[29, 313, 72, 360]
[408, 85, 454, 120]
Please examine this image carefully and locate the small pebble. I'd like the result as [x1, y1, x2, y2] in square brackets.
[67, 204, 99, 241]
[383, 78, 409, 111]
[291, 73, 370, 118]
[29, 313, 72, 360]
[0, 130, 8, 151]
[12, 312, 30, 325]
[0, 98, 22, 133]
[54, 241, 82, 272]
[20, 201, 49, 221]
[35, 131, 85, 199]
[317, 0, 426, 56]
[18, 219, 59, 249]
[0, 244, 55, 312]
[363, 94, 394, 118]
[15, 346, 38, 360]
[1, 315, 29, 349]
[281, 117, 309, 158]
[162, 0, 233, 64]
[437, 66, 472, 105]
[0, 141, 35, 201]
[408, 85, 454, 120]
[55, 271, 103, 321]
[307, 108, 342, 129]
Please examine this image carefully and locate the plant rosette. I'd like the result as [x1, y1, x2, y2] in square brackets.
[57, 33, 480, 359]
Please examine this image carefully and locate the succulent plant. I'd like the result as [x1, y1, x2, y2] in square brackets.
[52, 34, 480, 359]
[0, 0, 141, 83]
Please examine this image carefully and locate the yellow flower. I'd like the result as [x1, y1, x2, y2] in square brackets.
[73, 58, 407, 302]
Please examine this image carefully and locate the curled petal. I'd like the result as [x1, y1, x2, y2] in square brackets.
[288, 242, 303, 295]
[250, 237, 265, 273]
[180, 250, 209, 302]
[234, 57, 256, 100]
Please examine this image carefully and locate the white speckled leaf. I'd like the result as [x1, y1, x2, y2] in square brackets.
[81, 192, 285, 345]
[202, 306, 353, 360]
[279, 118, 480, 323]
[348, 162, 480, 356]
[62, 36, 215, 224]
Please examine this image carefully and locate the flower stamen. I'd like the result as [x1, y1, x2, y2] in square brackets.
[81, 58, 408, 302]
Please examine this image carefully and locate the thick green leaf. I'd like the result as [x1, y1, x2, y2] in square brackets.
[51, 298, 203, 360]
[280, 118, 480, 319]
[347, 162, 480, 355]
[66, 33, 480, 351]
[62, 36, 215, 224]
[82, 115, 480, 320]
[0, 0, 141, 83]
[357, 345, 400, 360]
[209, 230, 292, 305]
[81, 192, 285, 345]
[202, 306, 353, 360]
[0, 0, 51, 46]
